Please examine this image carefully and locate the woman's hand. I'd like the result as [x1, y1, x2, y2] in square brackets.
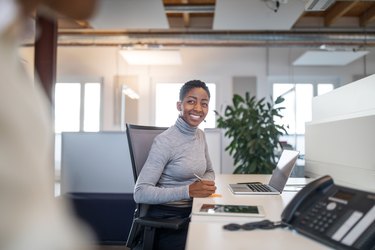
[189, 180, 216, 198]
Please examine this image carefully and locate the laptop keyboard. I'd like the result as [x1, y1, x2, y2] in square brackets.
[248, 184, 273, 192]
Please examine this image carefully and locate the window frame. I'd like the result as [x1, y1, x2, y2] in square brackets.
[55, 77, 103, 133]
[269, 76, 339, 100]
[268, 76, 339, 154]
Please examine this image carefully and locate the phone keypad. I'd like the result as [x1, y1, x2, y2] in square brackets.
[299, 201, 343, 233]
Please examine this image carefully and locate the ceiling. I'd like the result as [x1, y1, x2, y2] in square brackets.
[56, 0, 375, 47]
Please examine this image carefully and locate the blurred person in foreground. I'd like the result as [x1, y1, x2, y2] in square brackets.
[0, 0, 97, 249]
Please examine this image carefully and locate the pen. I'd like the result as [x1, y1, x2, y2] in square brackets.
[194, 173, 203, 181]
[194, 174, 222, 197]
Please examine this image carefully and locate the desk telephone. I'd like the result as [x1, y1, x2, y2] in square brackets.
[281, 175, 375, 250]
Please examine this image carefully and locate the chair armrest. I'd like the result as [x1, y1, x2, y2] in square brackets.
[135, 216, 189, 230]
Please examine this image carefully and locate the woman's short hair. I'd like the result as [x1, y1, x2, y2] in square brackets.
[179, 80, 210, 101]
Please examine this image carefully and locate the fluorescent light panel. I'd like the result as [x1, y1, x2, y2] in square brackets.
[293, 51, 369, 66]
[119, 50, 182, 65]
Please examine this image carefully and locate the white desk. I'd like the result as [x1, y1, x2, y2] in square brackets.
[186, 174, 330, 250]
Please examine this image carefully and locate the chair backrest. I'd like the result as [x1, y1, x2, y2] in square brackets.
[126, 123, 168, 182]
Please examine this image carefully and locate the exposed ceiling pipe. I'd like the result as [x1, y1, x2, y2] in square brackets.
[50, 2, 375, 48]
[56, 30, 375, 47]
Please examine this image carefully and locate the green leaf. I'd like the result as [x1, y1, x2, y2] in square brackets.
[274, 95, 285, 105]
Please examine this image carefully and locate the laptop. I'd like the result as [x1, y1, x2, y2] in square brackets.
[228, 150, 299, 195]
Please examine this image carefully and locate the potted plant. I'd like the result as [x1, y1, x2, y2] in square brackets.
[215, 92, 287, 174]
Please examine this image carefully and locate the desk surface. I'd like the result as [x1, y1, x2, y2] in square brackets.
[186, 174, 330, 250]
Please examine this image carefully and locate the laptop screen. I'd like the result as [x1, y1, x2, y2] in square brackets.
[268, 150, 299, 192]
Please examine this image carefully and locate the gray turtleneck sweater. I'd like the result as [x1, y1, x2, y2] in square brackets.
[134, 117, 215, 206]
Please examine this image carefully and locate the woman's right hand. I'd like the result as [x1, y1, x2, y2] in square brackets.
[188, 180, 216, 198]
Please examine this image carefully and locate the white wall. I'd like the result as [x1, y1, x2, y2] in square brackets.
[19, 45, 375, 173]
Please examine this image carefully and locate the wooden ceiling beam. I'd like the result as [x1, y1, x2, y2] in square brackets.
[182, 0, 190, 28]
[183, 13, 190, 27]
[359, 4, 375, 27]
[324, 0, 360, 27]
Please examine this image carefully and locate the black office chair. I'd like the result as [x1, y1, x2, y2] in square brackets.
[125, 123, 190, 250]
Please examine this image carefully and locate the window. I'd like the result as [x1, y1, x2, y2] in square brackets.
[55, 83, 81, 132]
[155, 83, 216, 129]
[55, 82, 101, 132]
[273, 82, 334, 154]
[273, 83, 313, 135]
[83, 83, 101, 131]
[54, 81, 101, 194]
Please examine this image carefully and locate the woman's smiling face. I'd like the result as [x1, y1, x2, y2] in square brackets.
[177, 87, 210, 127]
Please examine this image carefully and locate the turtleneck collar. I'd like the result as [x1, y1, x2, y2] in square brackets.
[175, 116, 197, 136]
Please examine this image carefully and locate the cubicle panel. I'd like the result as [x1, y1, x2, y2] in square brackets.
[305, 115, 375, 192]
[61, 132, 134, 194]
[305, 74, 375, 192]
[311, 74, 375, 121]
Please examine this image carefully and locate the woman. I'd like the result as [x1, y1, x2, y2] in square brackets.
[134, 79, 216, 250]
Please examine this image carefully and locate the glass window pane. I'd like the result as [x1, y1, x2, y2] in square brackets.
[155, 83, 216, 129]
[273, 83, 313, 134]
[318, 83, 334, 96]
[273, 81, 328, 155]
[295, 84, 313, 134]
[156, 83, 181, 127]
[55, 83, 80, 132]
[273, 84, 295, 134]
[84, 83, 101, 132]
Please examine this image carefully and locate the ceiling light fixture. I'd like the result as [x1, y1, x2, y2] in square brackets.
[293, 50, 369, 66]
[119, 49, 182, 65]
[319, 44, 361, 52]
[293, 44, 370, 66]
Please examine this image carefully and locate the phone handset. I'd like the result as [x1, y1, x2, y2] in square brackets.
[281, 175, 334, 223]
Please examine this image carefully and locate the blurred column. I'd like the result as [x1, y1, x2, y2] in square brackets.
[34, 13, 57, 103]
